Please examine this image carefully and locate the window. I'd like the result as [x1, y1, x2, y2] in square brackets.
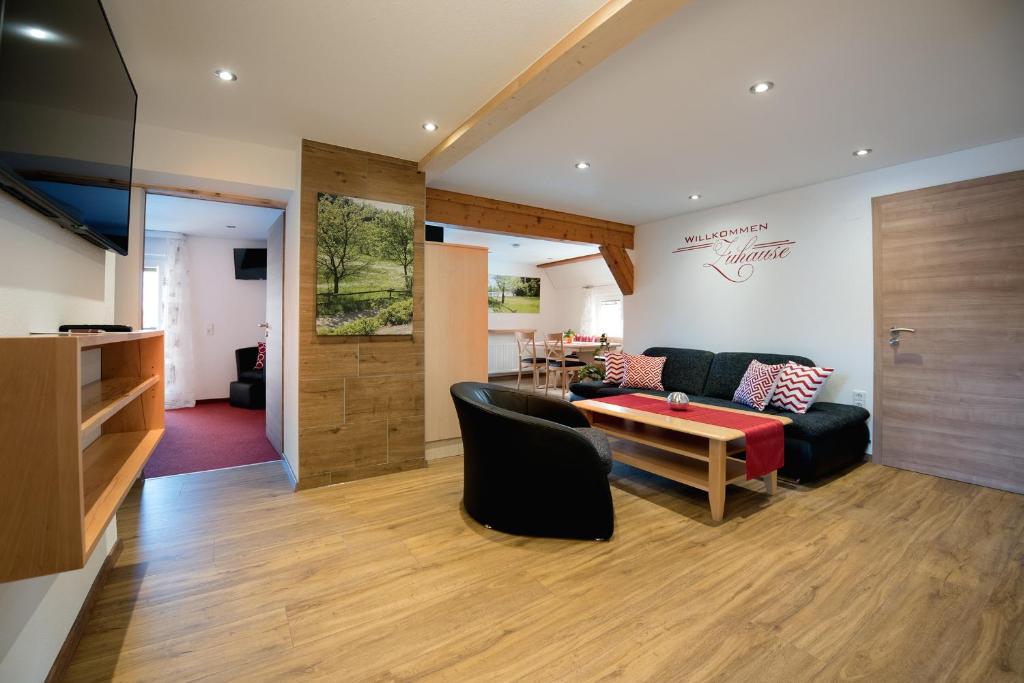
[596, 297, 623, 338]
[142, 267, 160, 330]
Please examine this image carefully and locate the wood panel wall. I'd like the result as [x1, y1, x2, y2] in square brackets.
[298, 140, 426, 488]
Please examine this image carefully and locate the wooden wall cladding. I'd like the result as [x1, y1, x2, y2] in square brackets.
[298, 140, 426, 488]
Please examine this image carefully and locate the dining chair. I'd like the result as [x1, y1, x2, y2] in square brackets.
[514, 330, 546, 391]
[543, 333, 586, 398]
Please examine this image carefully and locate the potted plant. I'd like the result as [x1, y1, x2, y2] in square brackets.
[577, 364, 605, 382]
[598, 332, 609, 355]
[563, 328, 575, 344]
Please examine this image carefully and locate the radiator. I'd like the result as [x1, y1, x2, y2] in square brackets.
[488, 342, 520, 374]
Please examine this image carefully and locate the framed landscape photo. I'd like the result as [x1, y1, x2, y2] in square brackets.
[488, 274, 541, 313]
[315, 192, 415, 336]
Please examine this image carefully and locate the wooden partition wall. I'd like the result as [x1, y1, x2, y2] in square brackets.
[297, 140, 426, 488]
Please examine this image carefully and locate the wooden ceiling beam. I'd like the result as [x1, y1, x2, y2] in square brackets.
[418, 0, 690, 176]
[599, 245, 635, 295]
[536, 253, 603, 269]
[426, 188, 634, 249]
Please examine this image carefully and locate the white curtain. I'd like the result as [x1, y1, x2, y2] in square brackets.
[579, 287, 600, 337]
[157, 234, 196, 409]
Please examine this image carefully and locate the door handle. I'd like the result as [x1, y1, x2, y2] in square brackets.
[888, 327, 915, 346]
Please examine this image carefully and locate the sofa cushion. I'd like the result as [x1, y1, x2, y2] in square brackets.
[603, 352, 626, 384]
[570, 380, 670, 400]
[703, 352, 815, 400]
[680, 394, 869, 441]
[621, 353, 667, 390]
[769, 361, 835, 414]
[733, 359, 785, 411]
[641, 347, 714, 395]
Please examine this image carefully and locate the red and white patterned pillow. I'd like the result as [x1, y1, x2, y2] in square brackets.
[733, 360, 785, 411]
[769, 361, 834, 414]
[603, 352, 626, 385]
[254, 341, 266, 370]
[620, 354, 667, 391]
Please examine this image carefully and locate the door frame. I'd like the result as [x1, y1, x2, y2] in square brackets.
[136, 183, 288, 461]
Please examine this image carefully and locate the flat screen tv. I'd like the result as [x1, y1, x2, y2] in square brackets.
[234, 248, 267, 280]
[0, 0, 137, 255]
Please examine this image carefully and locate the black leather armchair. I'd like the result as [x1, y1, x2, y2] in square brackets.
[230, 346, 265, 409]
[450, 382, 614, 540]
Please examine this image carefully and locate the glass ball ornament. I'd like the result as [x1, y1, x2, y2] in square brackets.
[666, 392, 690, 411]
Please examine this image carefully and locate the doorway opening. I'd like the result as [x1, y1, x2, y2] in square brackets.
[439, 226, 624, 398]
[140, 192, 285, 478]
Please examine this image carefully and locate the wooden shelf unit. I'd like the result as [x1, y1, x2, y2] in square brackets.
[0, 331, 164, 582]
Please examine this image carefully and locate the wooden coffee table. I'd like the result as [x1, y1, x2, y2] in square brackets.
[574, 395, 792, 521]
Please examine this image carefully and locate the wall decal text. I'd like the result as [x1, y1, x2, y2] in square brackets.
[673, 223, 796, 283]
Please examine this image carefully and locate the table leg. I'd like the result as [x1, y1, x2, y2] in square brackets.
[763, 470, 778, 495]
[708, 440, 726, 522]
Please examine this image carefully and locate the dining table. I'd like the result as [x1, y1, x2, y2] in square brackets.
[562, 341, 622, 363]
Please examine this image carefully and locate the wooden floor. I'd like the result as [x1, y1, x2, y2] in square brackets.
[64, 457, 1024, 682]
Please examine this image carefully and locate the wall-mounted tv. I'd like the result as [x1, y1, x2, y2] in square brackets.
[234, 248, 267, 280]
[0, 0, 137, 255]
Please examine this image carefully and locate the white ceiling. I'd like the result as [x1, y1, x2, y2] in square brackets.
[431, 0, 1024, 224]
[442, 227, 599, 266]
[102, 0, 605, 159]
[145, 194, 282, 240]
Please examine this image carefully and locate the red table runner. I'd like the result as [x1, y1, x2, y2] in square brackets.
[592, 394, 785, 479]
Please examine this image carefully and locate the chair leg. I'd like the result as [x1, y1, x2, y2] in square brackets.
[516, 364, 522, 391]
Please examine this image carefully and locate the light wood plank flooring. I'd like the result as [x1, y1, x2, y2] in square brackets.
[64, 457, 1024, 681]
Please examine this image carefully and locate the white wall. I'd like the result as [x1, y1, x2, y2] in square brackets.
[133, 123, 297, 203]
[0, 194, 120, 682]
[628, 136, 1024, 441]
[487, 259, 565, 335]
[186, 235, 269, 400]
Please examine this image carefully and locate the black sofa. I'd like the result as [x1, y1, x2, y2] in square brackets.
[570, 348, 870, 482]
[230, 346, 266, 409]
[451, 382, 615, 540]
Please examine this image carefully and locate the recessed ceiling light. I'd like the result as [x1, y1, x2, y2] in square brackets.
[226, 225, 237, 229]
[214, 69, 237, 82]
[575, 161, 591, 170]
[23, 26, 57, 41]
[512, 243, 521, 248]
[689, 194, 701, 200]
[748, 81, 774, 95]
[853, 148, 872, 157]
[422, 122, 438, 132]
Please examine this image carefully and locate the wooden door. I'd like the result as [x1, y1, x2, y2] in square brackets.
[264, 214, 284, 455]
[873, 170, 1024, 493]
[424, 242, 488, 442]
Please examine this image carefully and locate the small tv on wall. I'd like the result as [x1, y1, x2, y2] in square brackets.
[0, 0, 138, 255]
[234, 248, 267, 280]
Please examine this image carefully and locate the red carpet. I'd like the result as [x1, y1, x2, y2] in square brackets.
[145, 401, 280, 478]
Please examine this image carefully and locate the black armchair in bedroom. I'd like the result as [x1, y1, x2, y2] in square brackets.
[230, 346, 265, 409]
[450, 382, 615, 541]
